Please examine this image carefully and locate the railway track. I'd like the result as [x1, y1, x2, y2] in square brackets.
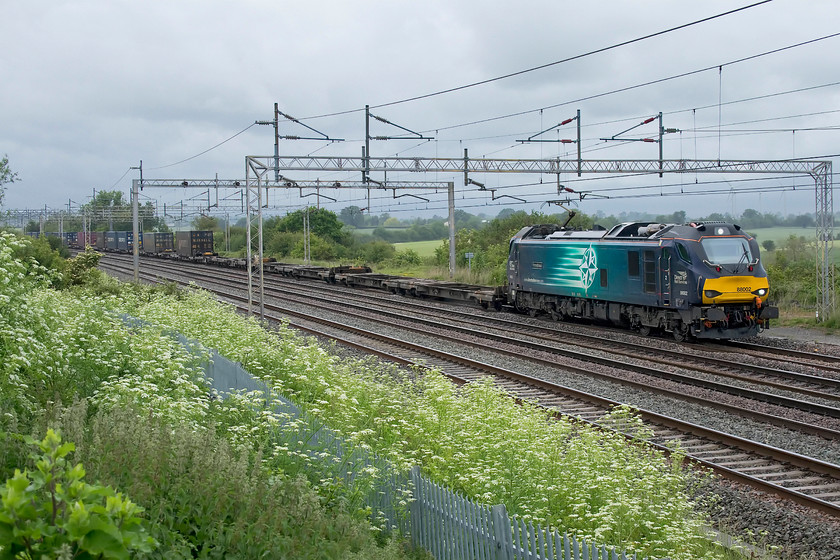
[110, 255, 840, 415]
[97, 253, 840, 517]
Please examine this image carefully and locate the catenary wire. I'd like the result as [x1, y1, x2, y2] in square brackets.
[299, 2, 773, 121]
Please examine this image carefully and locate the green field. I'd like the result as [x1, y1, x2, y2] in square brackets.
[393, 239, 444, 257]
[745, 226, 818, 245]
[350, 226, 409, 236]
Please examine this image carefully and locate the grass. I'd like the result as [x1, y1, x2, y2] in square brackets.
[745, 226, 817, 245]
[392, 240, 444, 258]
[0, 232, 422, 560]
[350, 227, 410, 236]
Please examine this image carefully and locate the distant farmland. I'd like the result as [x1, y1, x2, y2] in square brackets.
[393, 239, 444, 257]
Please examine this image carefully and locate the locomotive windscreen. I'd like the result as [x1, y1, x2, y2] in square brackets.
[700, 237, 754, 265]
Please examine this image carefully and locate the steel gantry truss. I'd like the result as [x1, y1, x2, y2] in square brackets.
[245, 156, 455, 318]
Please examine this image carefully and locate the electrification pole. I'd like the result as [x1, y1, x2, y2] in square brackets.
[130, 160, 143, 282]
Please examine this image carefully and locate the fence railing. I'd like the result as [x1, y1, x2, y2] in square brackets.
[410, 467, 637, 560]
[133, 318, 642, 560]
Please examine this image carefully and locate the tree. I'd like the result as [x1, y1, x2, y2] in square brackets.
[338, 206, 365, 228]
[80, 190, 165, 232]
[0, 430, 156, 558]
[192, 215, 220, 231]
[0, 154, 19, 206]
[274, 208, 346, 242]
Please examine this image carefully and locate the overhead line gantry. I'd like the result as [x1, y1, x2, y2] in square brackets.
[249, 154, 833, 321]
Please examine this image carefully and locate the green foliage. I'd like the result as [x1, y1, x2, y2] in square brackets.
[359, 240, 396, 264]
[190, 214, 219, 231]
[0, 429, 156, 559]
[292, 232, 339, 261]
[0, 155, 18, 207]
[369, 222, 449, 244]
[390, 249, 422, 267]
[0, 234, 419, 558]
[765, 235, 819, 307]
[62, 247, 102, 287]
[52, 405, 411, 560]
[120, 288, 717, 559]
[268, 208, 347, 243]
[8, 235, 66, 286]
[79, 190, 163, 233]
[339, 205, 367, 228]
[761, 239, 775, 252]
[265, 230, 299, 257]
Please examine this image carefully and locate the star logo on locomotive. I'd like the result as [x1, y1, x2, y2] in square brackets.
[579, 246, 598, 290]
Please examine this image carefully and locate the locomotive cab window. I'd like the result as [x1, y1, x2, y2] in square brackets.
[676, 243, 691, 264]
[627, 251, 640, 277]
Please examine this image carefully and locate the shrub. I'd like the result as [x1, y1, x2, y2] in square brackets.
[62, 247, 102, 287]
[390, 249, 421, 267]
[0, 429, 156, 559]
[53, 404, 416, 560]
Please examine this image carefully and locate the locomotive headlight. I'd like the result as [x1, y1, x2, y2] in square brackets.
[753, 288, 767, 296]
[704, 290, 722, 298]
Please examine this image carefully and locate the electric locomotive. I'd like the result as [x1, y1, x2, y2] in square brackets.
[507, 221, 778, 340]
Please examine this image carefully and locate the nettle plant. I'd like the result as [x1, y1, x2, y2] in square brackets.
[0, 429, 156, 559]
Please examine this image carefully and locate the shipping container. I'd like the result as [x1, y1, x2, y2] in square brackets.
[143, 232, 174, 254]
[74, 231, 97, 248]
[175, 230, 215, 257]
[116, 231, 129, 252]
[105, 231, 118, 250]
[119, 231, 143, 252]
[94, 232, 106, 249]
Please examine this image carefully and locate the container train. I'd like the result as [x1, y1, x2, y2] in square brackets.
[58, 230, 215, 257]
[61, 221, 778, 340]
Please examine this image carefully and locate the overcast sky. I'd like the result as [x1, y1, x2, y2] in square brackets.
[2, 0, 839, 222]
